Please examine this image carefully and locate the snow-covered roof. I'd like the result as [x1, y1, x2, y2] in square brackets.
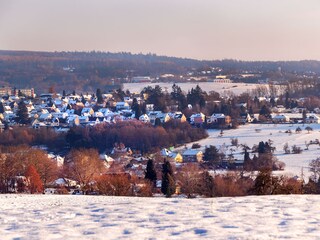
[182, 149, 202, 156]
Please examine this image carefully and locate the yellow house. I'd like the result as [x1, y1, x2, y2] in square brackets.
[171, 152, 183, 163]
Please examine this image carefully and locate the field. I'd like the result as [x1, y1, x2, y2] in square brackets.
[123, 82, 266, 95]
[0, 194, 319, 239]
[177, 123, 320, 178]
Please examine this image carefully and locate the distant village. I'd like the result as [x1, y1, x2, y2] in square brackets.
[1, 84, 320, 153]
[1, 82, 320, 196]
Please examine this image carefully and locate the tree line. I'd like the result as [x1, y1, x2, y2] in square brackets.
[66, 120, 208, 153]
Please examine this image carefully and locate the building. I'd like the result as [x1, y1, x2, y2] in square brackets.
[139, 114, 150, 123]
[115, 102, 130, 111]
[131, 76, 152, 83]
[190, 113, 206, 125]
[272, 114, 290, 123]
[182, 149, 203, 163]
[209, 113, 231, 126]
[305, 114, 320, 124]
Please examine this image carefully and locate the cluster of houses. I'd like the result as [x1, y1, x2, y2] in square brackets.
[0, 90, 233, 129]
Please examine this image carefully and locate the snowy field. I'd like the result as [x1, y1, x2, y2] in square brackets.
[123, 82, 266, 95]
[178, 123, 320, 178]
[0, 194, 319, 239]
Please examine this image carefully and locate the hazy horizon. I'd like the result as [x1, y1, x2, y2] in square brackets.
[1, 0, 320, 61]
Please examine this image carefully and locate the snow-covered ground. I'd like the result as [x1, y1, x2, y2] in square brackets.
[0, 194, 319, 239]
[123, 82, 266, 96]
[177, 123, 320, 178]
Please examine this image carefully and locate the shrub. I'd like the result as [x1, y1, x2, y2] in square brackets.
[191, 143, 201, 149]
[230, 138, 239, 147]
[291, 145, 303, 154]
[213, 173, 253, 197]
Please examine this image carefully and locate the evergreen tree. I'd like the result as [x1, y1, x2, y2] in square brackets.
[199, 171, 215, 197]
[142, 85, 166, 111]
[285, 90, 290, 109]
[248, 106, 254, 116]
[145, 159, 157, 187]
[171, 84, 188, 111]
[161, 159, 175, 197]
[243, 149, 252, 171]
[259, 105, 271, 119]
[302, 110, 307, 123]
[131, 98, 141, 119]
[96, 88, 103, 104]
[81, 95, 86, 105]
[154, 117, 162, 126]
[16, 100, 30, 124]
[270, 97, 276, 107]
[258, 141, 266, 154]
[187, 85, 206, 109]
[204, 145, 223, 166]
[0, 102, 4, 114]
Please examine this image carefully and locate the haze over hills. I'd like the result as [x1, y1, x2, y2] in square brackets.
[1, 50, 320, 93]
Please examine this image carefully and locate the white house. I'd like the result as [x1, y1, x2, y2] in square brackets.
[81, 107, 94, 116]
[79, 116, 89, 124]
[305, 114, 320, 124]
[67, 115, 80, 126]
[272, 114, 290, 123]
[115, 102, 130, 111]
[190, 112, 206, 124]
[139, 114, 150, 123]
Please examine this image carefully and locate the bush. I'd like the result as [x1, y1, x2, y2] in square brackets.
[230, 138, 239, 147]
[291, 145, 303, 154]
[136, 181, 153, 197]
[191, 143, 201, 149]
[213, 173, 253, 197]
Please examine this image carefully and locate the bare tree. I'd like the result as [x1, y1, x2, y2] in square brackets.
[64, 148, 105, 193]
[177, 163, 202, 198]
[283, 143, 290, 154]
[309, 158, 320, 182]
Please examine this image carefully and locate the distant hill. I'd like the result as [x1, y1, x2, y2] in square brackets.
[1, 50, 320, 93]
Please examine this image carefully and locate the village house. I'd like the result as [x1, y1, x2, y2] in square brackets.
[208, 113, 231, 126]
[116, 102, 130, 111]
[238, 113, 253, 124]
[160, 148, 184, 163]
[305, 114, 320, 124]
[272, 114, 290, 123]
[182, 149, 203, 163]
[81, 107, 94, 116]
[147, 111, 171, 125]
[139, 114, 150, 123]
[190, 112, 206, 125]
[168, 112, 187, 123]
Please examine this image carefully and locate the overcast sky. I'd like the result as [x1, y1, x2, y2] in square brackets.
[1, 0, 320, 61]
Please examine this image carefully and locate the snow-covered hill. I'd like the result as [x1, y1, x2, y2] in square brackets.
[0, 194, 319, 239]
[123, 82, 266, 96]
